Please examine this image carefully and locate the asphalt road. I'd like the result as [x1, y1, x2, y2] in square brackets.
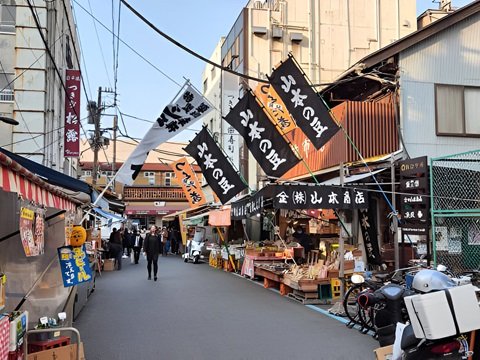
[75, 255, 378, 360]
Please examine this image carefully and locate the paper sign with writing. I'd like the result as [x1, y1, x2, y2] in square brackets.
[223, 91, 300, 178]
[170, 157, 206, 208]
[254, 83, 296, 134]
[57, 245, 93, 287]
[184, 127, 247, 204]
[116, 83, 213, 185]
[64, 70, 81, 157]
[268, 56, 340, 149]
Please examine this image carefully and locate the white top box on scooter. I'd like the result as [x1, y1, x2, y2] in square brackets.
[404, 284, 480, 340]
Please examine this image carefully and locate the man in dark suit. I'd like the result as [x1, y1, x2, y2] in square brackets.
[132, 228, 143, 264]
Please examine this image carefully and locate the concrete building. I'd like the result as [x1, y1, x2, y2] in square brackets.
[202, 0, 417, 192]
[0, 0, 80, 177]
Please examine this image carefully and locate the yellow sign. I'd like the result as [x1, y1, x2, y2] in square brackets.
[254, 84, 296, 134]
[179, 213, 187, 246]
[69, 225, 87, 247]
[170, 158, 206, 209]
[20, 207, 34, 221]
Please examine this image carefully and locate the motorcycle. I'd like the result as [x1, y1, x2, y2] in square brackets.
[400, 269, 475, 360]
[182, 226, 208, 264]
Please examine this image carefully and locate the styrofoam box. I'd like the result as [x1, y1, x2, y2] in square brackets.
[404, 284, 480, 340]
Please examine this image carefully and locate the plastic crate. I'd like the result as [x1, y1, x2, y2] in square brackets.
[318, 283, 332, 300]
[331, 278, 342, 299]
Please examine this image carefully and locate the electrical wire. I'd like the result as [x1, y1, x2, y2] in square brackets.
[72, 0, 182, 87]
[86, 0, 113, 88]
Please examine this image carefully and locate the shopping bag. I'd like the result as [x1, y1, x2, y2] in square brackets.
[130, 252, 135, 264]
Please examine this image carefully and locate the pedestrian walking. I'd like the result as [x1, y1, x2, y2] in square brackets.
[143, 225, 161, 281]
[108, 227, 123, 270]
[132, 228, 143, 264]
[122, 228, 133, 258]
[161, 226, 169, 256]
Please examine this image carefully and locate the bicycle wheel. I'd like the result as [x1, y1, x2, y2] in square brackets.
[342, 283, 364, 326]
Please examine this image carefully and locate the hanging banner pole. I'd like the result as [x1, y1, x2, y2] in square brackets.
[216, 226, 236, 272]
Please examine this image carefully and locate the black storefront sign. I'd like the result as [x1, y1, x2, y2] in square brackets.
[231, 187, 271, 220]
[184, 127, 247, 204]
[230, 184, 368, 219]
[268, 56, 340, 149]
[402, 225, 429, 236]
[359, 197, 383, 266]
[400, 178, 428, 191]
[224, 91, 300, 178]
[399, 156, 428, 177]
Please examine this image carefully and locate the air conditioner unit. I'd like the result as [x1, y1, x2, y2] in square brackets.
[272, 26, 282, 39]
[290, 32, 303, 42]
[252, 26, 268, 36]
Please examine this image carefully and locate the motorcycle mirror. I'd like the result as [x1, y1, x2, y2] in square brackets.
[351, 274, 365, 284]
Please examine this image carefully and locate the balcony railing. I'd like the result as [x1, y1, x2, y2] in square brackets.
[123, 186, 186, 201]
[0, 89, 14, 102]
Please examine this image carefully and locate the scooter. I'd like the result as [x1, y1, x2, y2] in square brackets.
[183, 226, 207, 264]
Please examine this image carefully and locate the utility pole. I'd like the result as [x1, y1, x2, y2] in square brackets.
[92, 86, 102, 186]
[112, 114, 118, 192]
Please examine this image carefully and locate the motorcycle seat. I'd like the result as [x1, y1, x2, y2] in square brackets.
[401, 324, 420, 350]
[380, 284, 406, 301]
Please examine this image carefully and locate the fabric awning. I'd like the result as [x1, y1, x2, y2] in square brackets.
[92, 207, 125, 223]
[208, 206, 231, 227]
[184, 212, 209, 226]
[0, 152, 78, 210]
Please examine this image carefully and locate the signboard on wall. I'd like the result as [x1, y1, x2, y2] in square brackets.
[64, 70, 81, 157]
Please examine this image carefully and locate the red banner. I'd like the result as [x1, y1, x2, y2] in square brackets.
[64, 70, 81, 157]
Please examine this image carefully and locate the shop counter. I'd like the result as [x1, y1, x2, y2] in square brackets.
[241, 255, 286, 278]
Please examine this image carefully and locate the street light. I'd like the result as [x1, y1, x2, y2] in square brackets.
[0, 116, 19, 125]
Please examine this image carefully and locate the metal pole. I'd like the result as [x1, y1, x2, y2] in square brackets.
[339, 163, 345, 297]
[392, 156, 399, 269]
[112, 114, 118, 191]
[92, 87, 102, 186]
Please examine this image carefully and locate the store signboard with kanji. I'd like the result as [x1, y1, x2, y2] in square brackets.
[170, 157, 206, 209]
[64, 69, 81, 157]
[222, 89, 240, 167]
[57, 245, 93, 287]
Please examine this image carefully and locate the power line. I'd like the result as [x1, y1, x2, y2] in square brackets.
[72, 0, 181, 87]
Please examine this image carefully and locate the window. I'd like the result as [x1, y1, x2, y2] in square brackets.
[0, 0, 16, 34]
[144, 171, 155, 178]
[164, 172, 173, 186]
[0, 73, 14, 102]
[436, 84, 480, 137]
[83, 170, 91, 176]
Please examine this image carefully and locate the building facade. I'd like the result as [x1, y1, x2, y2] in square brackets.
[0, 0, 80, 176]
[202, 0, 417, 192]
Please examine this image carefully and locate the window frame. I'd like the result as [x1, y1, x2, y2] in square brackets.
[143, 171, 155, 178]
[435, 83, 480, 138]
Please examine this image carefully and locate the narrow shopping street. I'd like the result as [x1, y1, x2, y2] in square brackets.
[74, 256, 377, 360]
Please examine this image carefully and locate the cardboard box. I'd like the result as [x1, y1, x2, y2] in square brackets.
[374, 345, 393, 360]
[27, 343, 84, 360]
[103, 259, 115, 271]
[404, 284, 480, 340]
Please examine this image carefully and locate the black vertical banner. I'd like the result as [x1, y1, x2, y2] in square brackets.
[358, 196, 383, 266]
[268, 56, 340, 149]
[223, 91, 300, 178]
[184, 127, 247, 204]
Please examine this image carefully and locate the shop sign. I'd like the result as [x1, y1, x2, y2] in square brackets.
[268, 56, 340, 149]
[272, 185, 368, 210]
[185, 126, 247, 204]
[231, 191, 267, 220]
[170, 157, 206, 209]
[64, 69, 81, 157]
[223, 91, 300, 178]
[402, 225, 429, 235]
[57, 244, 93, 287]
[19, 206, 45, 257]
[399, 156, 430, 227]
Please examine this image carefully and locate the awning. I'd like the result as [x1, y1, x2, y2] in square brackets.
[0, 147, 91, 194]
[162, 204, 210, 222]
[208, 206, 231, 227]
[0, 152, 78, 210]
[184, 212, 209, 226]
[92, 207, 125, 223]
[125, 203, 187, 216]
